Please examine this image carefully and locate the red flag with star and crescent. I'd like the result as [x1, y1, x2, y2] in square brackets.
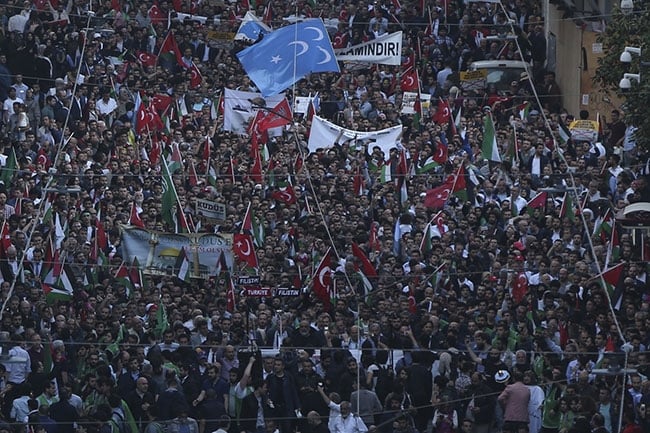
[148, 3, 166, 25]
[433, 98, 451, 125]
[512, 272, 529, 304]
[256, 98, 293, 131]
[147, 104, 164, 131]
[232, 233, 258, 268]
[312, 247, 334, 306]
[189, 63, 203, 88]
[271, 185, 297, 204]
[400, 68, 419, 92]
[137, 51, 158, 68]
[136, 102, 149, 134]
[433, 137, 448, 165]
[424, 177, 454, 209]
[151, 94, 173, 113]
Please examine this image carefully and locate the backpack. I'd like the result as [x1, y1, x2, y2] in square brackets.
[373, 365, 394, 403]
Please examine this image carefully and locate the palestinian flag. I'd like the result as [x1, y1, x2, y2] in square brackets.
[526, 191, 547, 215]
[600, 263, 625, 310]
[558, 119, 571, 145]
[559, 192, 575, 223]
[41, 281, 73, 304]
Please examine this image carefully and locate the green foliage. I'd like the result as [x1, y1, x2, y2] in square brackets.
[595, 6, 650, 151]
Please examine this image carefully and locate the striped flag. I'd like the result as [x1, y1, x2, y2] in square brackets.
[559, 192, 576, 223]
[558, 119, 571, 145]
[600, 263, 625, 310]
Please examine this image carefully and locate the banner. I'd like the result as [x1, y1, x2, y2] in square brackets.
[294, 95, 318, 114]
[195, 198, 226, 222]
[569, 119, 599, 143]
[334, 31, 402, 65]
[460, 70, 487, 92]
[401, 92, 432, 115]
[223, 88, 286, 134]
[121, 227, 233, 279]
[308, 115, 403, 158]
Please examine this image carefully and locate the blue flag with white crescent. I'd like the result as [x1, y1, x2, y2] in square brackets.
[235, 11, 272, 42]
[237, 19, 340, 97]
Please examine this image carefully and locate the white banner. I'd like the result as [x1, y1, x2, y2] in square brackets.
[401, 92, 432, 114]
[334, 31, 402, 65]
[308, 115, 403, 158]
[195, 199, 226, 221]
[223, 88, 285, 134]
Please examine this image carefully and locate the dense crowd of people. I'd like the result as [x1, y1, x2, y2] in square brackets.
[0, 1, 649, 433]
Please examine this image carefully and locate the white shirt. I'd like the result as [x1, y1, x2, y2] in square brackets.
[327, 401, 341, 433]
[332, 413, 368, 433]
[7, 14, 28, 33]
[3, 96, 24, 121]
[3, 345, 31, 384]
[96, 97, 118, 115]
[12, 83, 29, 102]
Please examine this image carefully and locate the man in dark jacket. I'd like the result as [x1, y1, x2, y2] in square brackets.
[466, 372, 496, 433]
[125, 377, 156, 432]
[49, 388, 79, 433]
[267, 357, 300, 433]
[239, 379, 269, 433]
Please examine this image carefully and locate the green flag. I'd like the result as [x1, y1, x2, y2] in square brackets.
[0, 147, 17, 185]
[482, 113, 501, 162]
[154, 302, 169, 339]
[161, 158, 178, 230]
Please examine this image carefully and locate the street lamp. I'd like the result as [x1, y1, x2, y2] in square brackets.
[620, 46, 641, 63]
[620, 0, 634, 14]
[619, 73, 640, 89]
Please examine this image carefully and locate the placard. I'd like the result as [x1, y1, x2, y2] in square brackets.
[195, 198, 226, 222]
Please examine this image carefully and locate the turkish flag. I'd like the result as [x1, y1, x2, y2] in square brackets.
[257, 98, 292, 131]
[129, 201, 144, 228]
[148, 4, 165, 25]
[151, 93, 173, 114]
[250, 147, 263, 183]
[37, 148, 51, 169]
[512, 272, 529, 304]
[189, 63, 202, 88]
[136, 103, 150, 134]
[272, 185, 297, 205]
[433, 98, 451, 125]
[351, 243, 377, 278]
[147, 104, 164, 131]
[400, 68, 419, 92]
[402, 51, 415, 70]
[136, 51, 158, 68]
[312, 247, 333, 305]
[433, 139, 448, 165]
[424, 179, 454, 209]
[332, 31, 348, 49]
[233, 233, 258, 268]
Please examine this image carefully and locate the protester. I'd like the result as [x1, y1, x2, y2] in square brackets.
[0, 2, 649, 433]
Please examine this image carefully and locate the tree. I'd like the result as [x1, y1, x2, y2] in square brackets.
[594, 5, 650, 152]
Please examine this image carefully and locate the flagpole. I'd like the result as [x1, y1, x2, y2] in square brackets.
[512, 124, 519, 164]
